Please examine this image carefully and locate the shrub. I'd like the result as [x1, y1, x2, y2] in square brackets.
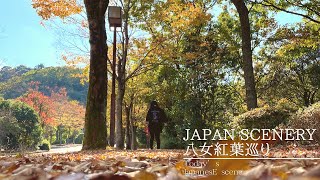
[43, 125, 56, 144]
[232, 99, 298, 130]
[289, 102, 320, 143]
[136, 127, 148, 148]
[74, 134, 84, 144]
[161, 132, 185, 149]
[39, 139, 50, 150]
[53, 139, 66, 145]
[160, 122, 186, 149]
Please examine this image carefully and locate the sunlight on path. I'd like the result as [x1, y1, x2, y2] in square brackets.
[43, 144, 82, 154]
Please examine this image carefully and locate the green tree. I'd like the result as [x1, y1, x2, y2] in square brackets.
[258, 21, 320, 107]
[0, 99, 42, 150]
[0, 66, 88, 104]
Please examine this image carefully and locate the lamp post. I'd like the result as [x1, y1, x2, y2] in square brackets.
[108, 6, 122, 147]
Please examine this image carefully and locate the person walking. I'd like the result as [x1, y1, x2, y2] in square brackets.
[146, 100, 167, 149]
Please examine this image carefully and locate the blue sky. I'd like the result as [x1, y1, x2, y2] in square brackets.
[0, 1, 301, 68]
[0, 0, 59, 67]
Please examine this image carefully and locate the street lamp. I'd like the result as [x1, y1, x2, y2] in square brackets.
[108, 6, 122, 30]
[108, 6, 122, 147]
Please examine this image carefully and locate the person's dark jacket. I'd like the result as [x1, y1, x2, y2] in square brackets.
[146, 105, 167, 131]
[146, 107, 166, 122]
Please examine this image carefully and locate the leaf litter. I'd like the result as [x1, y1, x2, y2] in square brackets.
[0, 147, 319, 180]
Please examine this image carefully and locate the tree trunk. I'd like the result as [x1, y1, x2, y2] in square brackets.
[59, 126, 62, 144]
[125, 106, 131, 149]
[115, 5, 129, 150]
[131, 125, 137, 150]
[231, 0, 258, 110]
[310, 90, 317, 105]
[130, 105, 137, 150]
[303, 90, 311, 106]
[56, 129, 59, 143]
[110, 29, 116, 147]
[115, 78, 125, 149]
[82, 0, 108, 150]
[49, 132, 53, 144]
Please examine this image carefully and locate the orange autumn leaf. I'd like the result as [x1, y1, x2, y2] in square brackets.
[32, 0, 82, 20]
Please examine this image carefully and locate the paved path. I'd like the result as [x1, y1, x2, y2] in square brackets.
[40, 144, 82, 154]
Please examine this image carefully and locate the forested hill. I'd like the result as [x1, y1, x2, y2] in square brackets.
[0, 65, 88, 104]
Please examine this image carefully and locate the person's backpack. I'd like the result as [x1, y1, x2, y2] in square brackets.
[150, 109, 161, 123]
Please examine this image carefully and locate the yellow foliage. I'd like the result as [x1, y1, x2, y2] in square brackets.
[32, 0, 82, 20]
[62, 54, 89, 84]
[159, 0, 211, 34]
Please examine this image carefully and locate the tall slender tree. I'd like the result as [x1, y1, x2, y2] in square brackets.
[115, 3, 129, 149]
[31, 0, 108, 149]
[231, 0, 258, 110]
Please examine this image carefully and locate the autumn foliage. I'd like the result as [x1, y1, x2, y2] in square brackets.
[17, 82, 85, 145]
[50, 88, 85, 129]
[19, 82, 55, 127]
[32, 0, 82, 20]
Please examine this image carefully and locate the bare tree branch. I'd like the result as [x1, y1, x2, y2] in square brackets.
[255, 0, 320, 24]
